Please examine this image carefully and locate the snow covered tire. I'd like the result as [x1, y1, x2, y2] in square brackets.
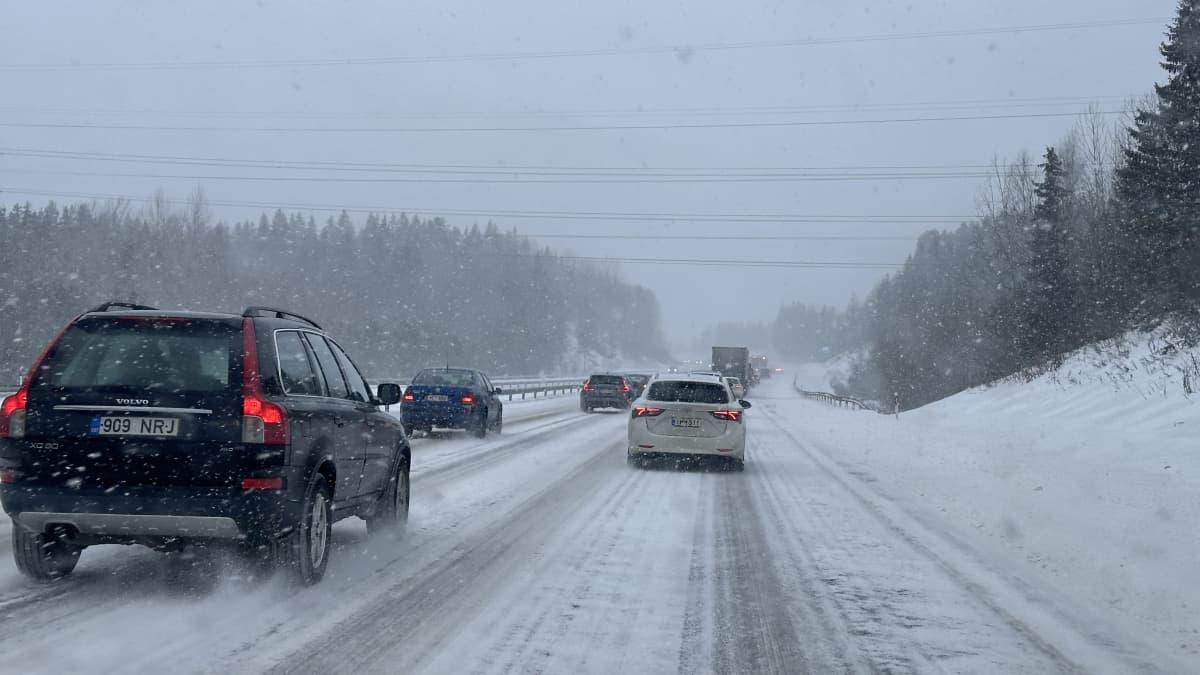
[12, 526, 82, 581]
[366, 455, 410, 537]
[270, 474, 333, 586]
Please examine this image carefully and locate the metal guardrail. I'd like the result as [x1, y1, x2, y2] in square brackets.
[491, 377, 584, 401]
[793, 375, 892, 414]
[371, 375, 585, 402]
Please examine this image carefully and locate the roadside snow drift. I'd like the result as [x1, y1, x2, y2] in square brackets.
[786, 331, 1200, 667]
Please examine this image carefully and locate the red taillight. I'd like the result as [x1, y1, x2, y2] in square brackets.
[241, 477, 285, 490]
[632, 406, 665, 418]
[582, 380, 592, 391]
[1, 317, 74, 439]
[0, 469, 17, 484]
[623, 382, 631, 394]
[403, 390, 415, 401]
[0, 388, 28, 438]
[242, 318, 289, 444]
[461, 392, 475, 404]
[709, 410, 743, 423]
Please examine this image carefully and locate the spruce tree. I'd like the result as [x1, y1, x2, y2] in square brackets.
[1024, 147, 1075, 361]
[1115, 0, 1200, 313]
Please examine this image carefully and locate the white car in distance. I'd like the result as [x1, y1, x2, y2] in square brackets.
[724, 376, 746, 399]
[627, 375, 750, 471]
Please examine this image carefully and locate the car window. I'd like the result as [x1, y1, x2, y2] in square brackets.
[304, 333, 350, 399]
[647, 380, 730, 404]
[414, 369, 475, 386]
[275, 330, 324, 396]
[588, 375, 624, 386]
[328, 339, 372, 403]
[35, 318, 236, 393]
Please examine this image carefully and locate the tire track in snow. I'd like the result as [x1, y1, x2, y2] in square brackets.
[266, 439, 624, 674]
[756, 397, 1120, 674]
[677, 464, 860, 674]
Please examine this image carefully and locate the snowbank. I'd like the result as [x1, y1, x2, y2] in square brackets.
[786, 330, 1200, 664]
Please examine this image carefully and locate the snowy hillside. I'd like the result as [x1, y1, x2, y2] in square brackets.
[785, 329, 1200, 666]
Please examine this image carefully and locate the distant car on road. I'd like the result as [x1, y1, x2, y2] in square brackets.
[724, 376, 746, 399]
[628, 374, 750, 471]
[401, 368, 503, 438]
[580, 373, 632, 412]
[0, 303, 410, 585]
[623, 373, 652, 399]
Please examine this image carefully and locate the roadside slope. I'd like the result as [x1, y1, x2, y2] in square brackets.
[773, 338, 1200, 669]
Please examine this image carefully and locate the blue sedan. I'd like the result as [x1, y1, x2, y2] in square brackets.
[400, 368, 504, 438]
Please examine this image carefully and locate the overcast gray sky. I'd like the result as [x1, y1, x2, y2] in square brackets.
[0, 1, 1176, 349]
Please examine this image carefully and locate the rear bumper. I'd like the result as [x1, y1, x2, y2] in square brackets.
[628, 444, 745, 460]
[581, 394, 630, 408]
[15, 512, 240, 538]
[0, 466, 307, 545]
[401, 403, 474, 428]
[628, 425, 745, 459]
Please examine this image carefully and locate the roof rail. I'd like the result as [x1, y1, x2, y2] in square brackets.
[242, 306, 322, 329]
[88, 301, 159, 313]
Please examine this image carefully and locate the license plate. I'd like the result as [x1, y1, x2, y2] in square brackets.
[90, 416, 179, 437]
[671, 417, 702, 429]
[428, 395, 449, 402]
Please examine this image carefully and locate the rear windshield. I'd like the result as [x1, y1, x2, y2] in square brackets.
[626, 374, 650, 385]
[413, 369, 475, 386]
[33, 318, 237, 393]
[647, 380, 730, 404]
[588, 375, 625, 386]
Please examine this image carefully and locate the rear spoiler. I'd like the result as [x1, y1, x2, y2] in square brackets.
[87, 302, 159, 313]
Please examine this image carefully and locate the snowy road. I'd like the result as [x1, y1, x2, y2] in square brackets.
[0, 381, 1184, 674]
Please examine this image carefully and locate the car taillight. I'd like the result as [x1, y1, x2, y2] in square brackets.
[0, 388, 28, 439]
[582, 380, 592, 391]
[241, 318, 289, 445]
[403, 390, 415, 401]
[243, 395, 288, 444]
[241, 477, 285, 490]
[632, 406, 665, 418]
[462, 392, 475, 404]
[623, 382, 631, 394]
[709, 410, 743, 423]
[0, 317, 75, 439]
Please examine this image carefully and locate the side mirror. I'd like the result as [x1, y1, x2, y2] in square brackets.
[376, 382, 403, 406]
[493, 387, 503, 395]
[739, 399, 752, 409]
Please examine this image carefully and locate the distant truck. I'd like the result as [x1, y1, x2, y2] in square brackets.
[752, 354, 770, 381]
[711, 346, 752, 389]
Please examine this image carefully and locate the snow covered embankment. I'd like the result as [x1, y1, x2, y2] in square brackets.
[790, 332, 1200, 664]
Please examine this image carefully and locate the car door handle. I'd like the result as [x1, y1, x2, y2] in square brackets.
[333, 417, 346, 428]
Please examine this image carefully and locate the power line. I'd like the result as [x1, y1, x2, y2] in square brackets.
[0, 17, 1167, 72]
[540, 255, 904, 270]
[0, 94, 1134, 120]
[522, 233, 916, 241]
[0, 167, 1002, 184]
[0, 109, 1125, 134]
[0, 186, 973, 224]
[0, 146, 1116, 175]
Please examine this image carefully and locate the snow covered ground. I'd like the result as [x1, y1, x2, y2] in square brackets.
[0, 354, 1194, 673]
[785, 332, 1200, 670]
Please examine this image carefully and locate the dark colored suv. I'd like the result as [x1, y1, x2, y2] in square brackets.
[0, 303, 410, 585]
[580, 373, 633, 412]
